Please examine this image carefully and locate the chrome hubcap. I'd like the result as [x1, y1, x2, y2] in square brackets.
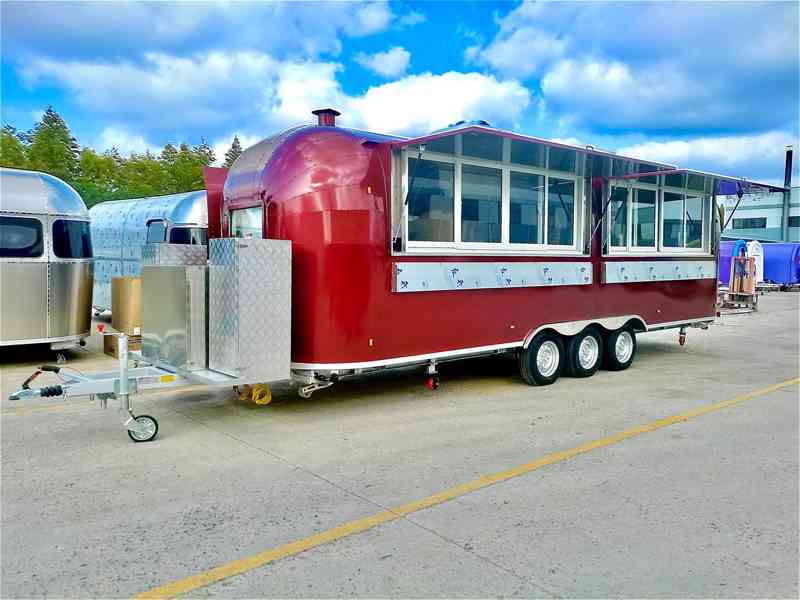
[577, 335, 600, 370]
[131, 417, 156, 440]
[536, 341, 560, 378]
[615, 331, 634, 363]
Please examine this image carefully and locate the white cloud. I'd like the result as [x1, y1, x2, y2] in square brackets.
[470, 27, 566, 79]
[96, 126, 158, 156]
[541, 58, 716, 130]
[398, 10, 426, 27]
[347, 71, 531, 135]
[3, 1, 398, 60]
[355, 46, 411, 78]
[23, 51, 281, 131]
[345, 1, 393, 36]
[21, 49, 531, 142]
[471, 0, 798, 132]
[617, 131, 799, 182]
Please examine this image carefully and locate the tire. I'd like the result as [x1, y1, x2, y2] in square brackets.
[565, 327, 603, 377]
[519, 331, 565, 386]
[128, 415, 158, 442]
[603, 327, 637, 371]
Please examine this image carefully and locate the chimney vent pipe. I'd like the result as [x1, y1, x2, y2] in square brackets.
[312, 108, 341, 127]
[784, 145, 793, 189]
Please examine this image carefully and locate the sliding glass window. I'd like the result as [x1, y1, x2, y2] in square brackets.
[509, 172, 544, 244]
[547, 177, 575, 246]
[632, 188, 657, 248]
[609, 186, 628, 248]
[461, 164, 502, 243]
[685, 195, 704, 249]
[407, 158, 455, 242]
[662, 192, 684, 248]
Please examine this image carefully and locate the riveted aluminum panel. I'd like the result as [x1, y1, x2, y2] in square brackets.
[142, 265, 207, 372]
[602, 260, 717, 284]
[208, 238, 291, 382]
[0, 262, 47, 343]
[48, 262, 93, 338]
[0, 168, 88, 217]
[89, 191, 208, 310]
[141, 243, 207, 266]
[392, 261, 592, 292]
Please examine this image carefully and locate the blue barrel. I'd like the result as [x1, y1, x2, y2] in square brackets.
[763, 243, 800, 285]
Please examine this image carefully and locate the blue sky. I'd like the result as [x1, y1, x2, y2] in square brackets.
[2, 0, 798, 183]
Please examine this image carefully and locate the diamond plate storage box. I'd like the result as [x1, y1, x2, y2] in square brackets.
[208, 238, 291, 382]
[141, 265, 207, 372]
[141, 243, 207, 267]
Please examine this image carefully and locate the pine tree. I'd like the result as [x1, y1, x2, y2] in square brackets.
[194, 138, 215, 166]
[26, 106, 80, 182]
[223, 135, 243, 168]
[0, 125, 28, 168]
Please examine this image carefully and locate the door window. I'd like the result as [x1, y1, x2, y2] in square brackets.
[52, 220, 92, 258]
[230, 207, 263, 239]
[146, 220, 167, 243]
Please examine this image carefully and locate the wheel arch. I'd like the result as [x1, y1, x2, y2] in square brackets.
[522, 314, 648, 348]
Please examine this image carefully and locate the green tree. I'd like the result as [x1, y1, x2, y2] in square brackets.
[161, 142, 206, 193]
[195, 138, 215, 166]
[73, 148, 120, 207]
[117, 151, 168, 198]
[26, 106, 80, 182]
[0, 125, 28, 168]
[223, 135, 243, 168]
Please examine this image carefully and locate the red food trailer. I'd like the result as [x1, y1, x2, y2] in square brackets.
[9, 109, 785, 442]
[222, 108, 780, 393]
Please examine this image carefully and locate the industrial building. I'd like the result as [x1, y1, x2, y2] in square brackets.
[720, 146, 798, 242]
[721, 185, 799, 242]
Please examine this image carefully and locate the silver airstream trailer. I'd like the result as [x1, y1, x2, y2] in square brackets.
[0, 168, 93, 350]
[89, 191, 208, 312]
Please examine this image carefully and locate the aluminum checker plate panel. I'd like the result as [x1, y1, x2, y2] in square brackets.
[208, 238, 291, 383]
[602, 260, 716, 284]
[392, 261, 592, 292]
[142, 243, 208, 266]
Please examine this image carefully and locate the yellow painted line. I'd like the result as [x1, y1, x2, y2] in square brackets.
[136, 377, 800, 599]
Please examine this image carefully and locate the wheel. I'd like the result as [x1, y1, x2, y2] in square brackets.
[565, 328, 603, 377]
[519, 331, 564, 386]
[603, 327, 637, 371]
[128, 415, 158, 442]
[426, 375, 440, 390]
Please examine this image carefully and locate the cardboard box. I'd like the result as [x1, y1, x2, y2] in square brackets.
[103, 334, 141, 358]
[111, 277, 141, 335]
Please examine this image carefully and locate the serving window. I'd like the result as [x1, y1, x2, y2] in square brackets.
[398, 133, 585, 255]
[605, 173, 711, 255]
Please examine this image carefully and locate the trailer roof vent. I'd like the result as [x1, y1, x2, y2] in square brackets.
[312, 108, 341, 127]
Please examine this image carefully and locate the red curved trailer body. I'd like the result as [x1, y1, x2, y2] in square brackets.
[221, 124, 718, 372]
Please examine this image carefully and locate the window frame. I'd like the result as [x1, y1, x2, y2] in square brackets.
[0, 215, 45, 260]
[603, 176, 712, 256]
[731, 217, 767, 230]
[145, 219, 168, 244]
[229, 205, 263, 239]
[51, 218, 92, 259]
[399, 135, 585, 256]
[168, 225, 209, 245]
[607, 181, 661, 255]
[659, 184, 711, 255]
